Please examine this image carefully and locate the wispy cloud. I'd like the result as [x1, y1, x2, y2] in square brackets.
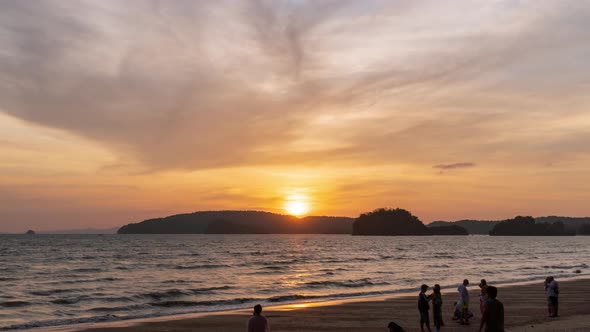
[1, 1, 590, 230]
[433, 162, 476, 170]
[1, 1, 588, 170]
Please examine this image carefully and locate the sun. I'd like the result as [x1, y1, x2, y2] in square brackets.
[285, 200, 309, 216]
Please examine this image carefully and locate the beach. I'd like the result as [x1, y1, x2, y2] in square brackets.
[74, 278, 590, 332]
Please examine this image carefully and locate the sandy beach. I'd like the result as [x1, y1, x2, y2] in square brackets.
[73, 278, 590, 332]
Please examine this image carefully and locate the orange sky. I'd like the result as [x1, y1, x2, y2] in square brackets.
[1, 1, 590, 232]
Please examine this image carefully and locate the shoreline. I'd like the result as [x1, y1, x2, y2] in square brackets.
[39, 276, 590, 332]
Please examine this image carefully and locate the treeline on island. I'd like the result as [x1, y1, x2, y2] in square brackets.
[430, 216, 590, 235]
[118, 211, 353, 234]
[351, 208, 467, 235]
[117, 209, 590, 236]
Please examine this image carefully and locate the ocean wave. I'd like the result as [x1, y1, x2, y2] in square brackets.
[0, 314, 120, 331]
[89, 304, 146, 312]
[543, 264, 588, 269]
[0, 277, 17, 282]
[260, 259, 300, 266]
[319, 267, 349, 272]
[266, 290, 391, 303]
[261, 266, 285, 270]
[50, 298, 85, 305]
[30, 289, 78, 296]
[188, 286, 232, 293]
[433, 254, 456, 259]
[245, 270, 281, 275]
[149, 298, 255, 308]
[143, 290, 188, 300]
[143, 286, 232, 300]
[268, 294, 315, 302]
[71, 268, 103, 273]
[162, 279, 190, 284]
[352, 257, 379, 262]
[62, 277, 122, 284]
[173, 264, 230, 270]
[303, 279, 389, 289]
[0, 301, 31, 308]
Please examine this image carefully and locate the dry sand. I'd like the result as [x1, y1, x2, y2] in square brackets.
[75, 278, 590, 332]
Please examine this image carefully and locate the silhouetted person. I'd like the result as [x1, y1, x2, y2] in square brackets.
[388, 321, 405, 332]
[479, 279, 488, 316]
[479, 286, 504, 332]
[457, 279, 470, 325]
[248, 304, 269, 332]
[418, 284, 432, 332]
[431, 284, 443, 332]
[544, 276, 559, 317]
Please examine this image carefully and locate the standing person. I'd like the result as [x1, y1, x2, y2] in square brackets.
[431, 284, 444, 332]
[479, 279, 488, 316]
[479, 286, 504, 332]
[248, 304, 270, 332]
[457, 279, 470, 325]
[418, 284, 432, 332]
[544, 276, 559, 317]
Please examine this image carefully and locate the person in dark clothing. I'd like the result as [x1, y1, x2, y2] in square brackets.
[479, 279, 488, 316]
[544, 276, 559, 317]
[479, 286, 504, 332]
[418, 284, 432, 332]
[388, 321, 405, 332]
[248, 304, 269, 332]
[431, 284, 443, 332]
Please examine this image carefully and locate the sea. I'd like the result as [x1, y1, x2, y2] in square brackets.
[1, 234, 589, 330]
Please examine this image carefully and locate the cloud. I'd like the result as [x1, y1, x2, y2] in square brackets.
[0, 0, 589, 172]
[433, 162, 476, 170]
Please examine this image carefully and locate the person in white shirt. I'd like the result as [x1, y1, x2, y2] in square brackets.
[457, 279, 470, 325]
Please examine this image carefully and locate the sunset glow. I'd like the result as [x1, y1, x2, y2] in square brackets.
[1, 1, 590, 233]
[285, 200, 310, 217]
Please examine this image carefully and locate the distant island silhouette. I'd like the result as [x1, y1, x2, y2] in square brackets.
[116, 209, 590, 236]
[428, 220, 501, 234]
[434, 216, 590, 235]
[489, 216, 574, 236]
[118, 209, 466, 235]
[351, 208, 468, 236]
[118, 211, 353, 234]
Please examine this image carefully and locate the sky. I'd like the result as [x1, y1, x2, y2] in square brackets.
[1, 0, 589, 232]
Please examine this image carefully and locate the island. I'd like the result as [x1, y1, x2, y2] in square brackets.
[352, 208, 468, 236]
[118, 210, 354, 234]
[489, 216, 574, 236]
[430, 216, 590, 235]
[428, 225, 469, 235]
[428, 220, 500, 234]
[578, 224, 590, 235]
[25, 230, 35, 235]
[118, 209, 587, 236]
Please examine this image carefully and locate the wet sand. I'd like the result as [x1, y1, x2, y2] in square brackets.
[76, 278, 590, 332]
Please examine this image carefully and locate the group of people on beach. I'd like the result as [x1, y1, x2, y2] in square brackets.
[246, 276, 560, 332]
[412, 276, 559, 332]
[415, 279, 504, 332]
